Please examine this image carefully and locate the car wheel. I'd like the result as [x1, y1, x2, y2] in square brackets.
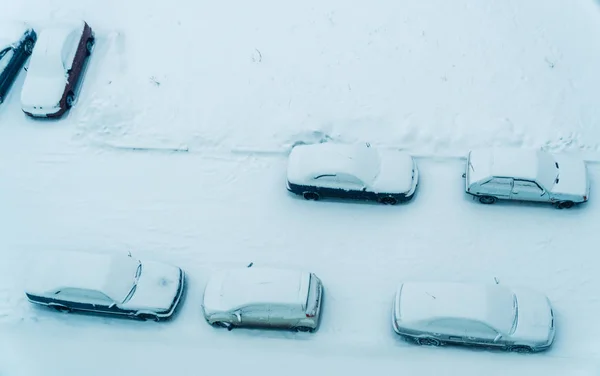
[66, 92, 75, 109]
[24, 39, 35, 54]
[302, 192, 319, 201]
[86, 38, 95, 56]
[52, 305, 71, 313]
[479, 196, 497, 205]
[294, 326, 313, 333]
[379, 196, 398, 205]
[416, 337, 441, 346]
[137, 313, 159, 322]
[557, 201, 574, 209]
[508, 345, 533, 353]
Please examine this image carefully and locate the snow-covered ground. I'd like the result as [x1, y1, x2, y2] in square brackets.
[2, 0, 600, 375]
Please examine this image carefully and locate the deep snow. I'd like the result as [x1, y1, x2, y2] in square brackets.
[2, 0, 600, 375]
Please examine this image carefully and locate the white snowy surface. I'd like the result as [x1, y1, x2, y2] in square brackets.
[1, 0, 600, 375]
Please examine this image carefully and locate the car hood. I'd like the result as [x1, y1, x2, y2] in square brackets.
[370, 150, 415, 194]
[21, 76, 67, 108]
[121, 261, 181, 312]
[510, 288, 554, 346]
[550, 155, 589, 197]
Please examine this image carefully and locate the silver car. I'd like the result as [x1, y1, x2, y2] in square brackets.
[202, 267, 323, 332]
[392, 282, 555, 353]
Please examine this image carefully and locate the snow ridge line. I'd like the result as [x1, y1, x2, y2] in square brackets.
[89, 140, 600, 165]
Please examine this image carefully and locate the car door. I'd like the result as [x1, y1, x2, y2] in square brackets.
[312, 174, 341, 198]
[478, 177, 513, 199]
[61, 29, 84, 99]
[462, 321, 504, 348]
[238, 304, 269, 328]
[269, 303, 300, 329]
[50, 288, 110, 313]
[511, 180, 548, 202]
[426, 318, 468, 344]
[0, 47, 16, 99]
[335, 173, 369, 200]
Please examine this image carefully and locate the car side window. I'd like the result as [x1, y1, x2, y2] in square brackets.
[55, 288, 113, 304]
[313, 174, 338, 186]
[462, 321, 498, 338]
[336, 173, 365, 188]
[0, 48, 14, 71]
[480, 177, 513, 190]
[513, 180, 543, 193]
[426, 318, 465, 335]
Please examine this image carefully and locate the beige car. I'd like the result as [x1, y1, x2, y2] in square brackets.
[202, 267, 323, 332]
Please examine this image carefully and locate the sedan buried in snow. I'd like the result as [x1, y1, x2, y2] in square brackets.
[392, 282, 555, 353]
[0, 22, 36, 104]
[464, 148, 589, 208]
[25, 251, 185, 321]
[287, 143, 419, 205]
[202, 267, 323, 332]
[21, 20, 95, 118]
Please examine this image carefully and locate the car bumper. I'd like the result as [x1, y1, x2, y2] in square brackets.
[22, 105, 64, 118]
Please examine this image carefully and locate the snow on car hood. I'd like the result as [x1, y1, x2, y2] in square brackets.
[121, 261, 181, 312]
[370, 150, 415, 193]
[550, 155, 589, 197]
[21, 76, 67, 108]
[511, 288, 554, 346]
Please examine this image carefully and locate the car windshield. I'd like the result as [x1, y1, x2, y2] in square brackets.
[536, 151, 558, 190]
[122, 262, 143, 304]
[103, 255, 141, 303]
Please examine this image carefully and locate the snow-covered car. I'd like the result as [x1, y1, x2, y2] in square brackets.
[464, 148, 590, 208]
[202, 267, 323, 332]
[0, 22, 36, 104]
[286, 143, 419, 205]
[24, 251, 185, 321]
[20, 20, 95, 118]
[392, 282, 555, 353]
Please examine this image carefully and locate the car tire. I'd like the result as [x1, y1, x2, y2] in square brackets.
[379, 196, 398, 205]
[24, 39, 35, 54]
[86, 38, 95, 56]
[66, 92, 75, 108]
[416, 337, 441, 346]
[508, 345, 533, 353]
[302, 192, 319, 201]
[137, 313, 159, 322]
[52, 305, 71, 313]
[294, 326, 313, 333]
[557, 201, 574, 209]
[479, 196, 497, 205]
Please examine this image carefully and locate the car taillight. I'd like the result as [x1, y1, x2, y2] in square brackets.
[306, 313, 314, 318]
[584, 196, 588, 201]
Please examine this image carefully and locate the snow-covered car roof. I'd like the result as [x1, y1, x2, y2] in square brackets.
[287, 143, 381, 185]
[25, 251, 139, 302]
[203, 268, 311, 313]
[468, 148, 557, 188]
[399, 282, 516, 335]
[28, 22, 83, 74]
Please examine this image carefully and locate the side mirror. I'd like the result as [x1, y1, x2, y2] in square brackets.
[234, 311, 242, 323]
[462, 173, 466, 178]
[493, 334, 502, 342]
[109, 303, 116, 309]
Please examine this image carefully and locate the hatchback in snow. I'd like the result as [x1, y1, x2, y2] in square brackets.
[202, 267, 323, 332]
[464, 148, 589, 208]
